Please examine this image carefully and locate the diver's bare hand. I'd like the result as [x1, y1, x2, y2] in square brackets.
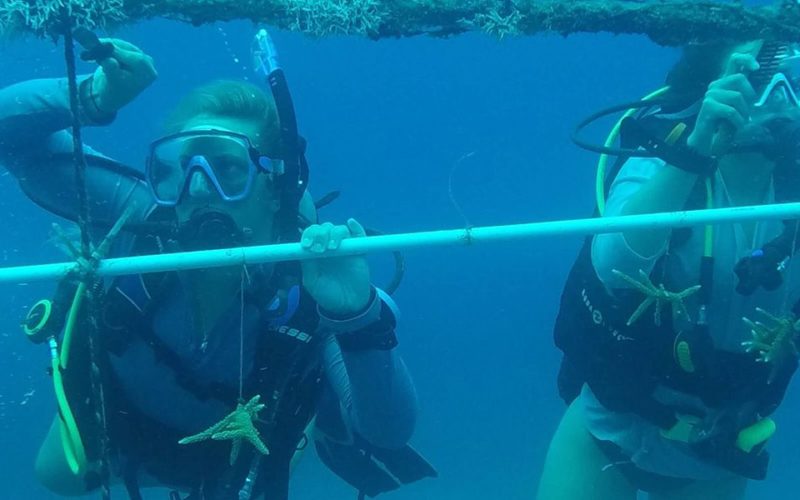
[687, 53, 759, 156]
[89, 39, 157, 114]
[300, 219, 371, 316]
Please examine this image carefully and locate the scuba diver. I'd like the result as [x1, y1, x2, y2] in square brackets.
[0, 31, 435, 499]
[540, 40, 800, 500]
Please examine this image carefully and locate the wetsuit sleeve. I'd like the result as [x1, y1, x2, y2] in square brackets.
[591, 156, 668, 289]
[0, 76, 114, 158]
[318, 289, 418, 450]
[0, 77, 153, 224]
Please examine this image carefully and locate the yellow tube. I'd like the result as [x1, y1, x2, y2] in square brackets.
[52, 356, 87, 475]
[596, 86, 670, 215]
[60, 282, 86, 370]
[594, 90, 716, 259]
[49, 281, 90, 476]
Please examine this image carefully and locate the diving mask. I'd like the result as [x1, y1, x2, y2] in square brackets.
[752, 43, 800, 110]
[145, 129, 280, 206]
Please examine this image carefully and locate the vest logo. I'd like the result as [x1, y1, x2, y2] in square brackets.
[276, 325, 313, 343]
[580, 288, 634, 342]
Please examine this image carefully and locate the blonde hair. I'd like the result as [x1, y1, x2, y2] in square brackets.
[164, 80, 282, 155]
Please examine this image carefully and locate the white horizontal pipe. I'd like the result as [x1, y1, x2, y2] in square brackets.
[1, 202, 798, 283]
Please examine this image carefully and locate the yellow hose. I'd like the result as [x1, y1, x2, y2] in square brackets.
[594, 89, 715, 254]
[596, 86, 670, 215]
[60, 282, 86, 370]
[53, 354, 88, 475]
[45, 207, 135, 477]
[50, 282, 90, 476]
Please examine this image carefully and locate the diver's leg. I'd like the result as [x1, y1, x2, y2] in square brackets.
[35, 416, 93, 497]
[537, 400, 637, 500]
[648, 476, 747, 500]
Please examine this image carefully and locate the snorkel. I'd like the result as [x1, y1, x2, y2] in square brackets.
[252, 29, 309, 242]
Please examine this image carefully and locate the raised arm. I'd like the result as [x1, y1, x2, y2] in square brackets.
[0, 38, 157, 225]
[593, 53, 759, 289]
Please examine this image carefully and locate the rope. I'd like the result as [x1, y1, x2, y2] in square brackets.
[62, 19, 93, 260]
[60, 10, 112, 500]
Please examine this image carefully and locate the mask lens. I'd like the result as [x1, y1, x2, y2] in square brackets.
[147, 131, 262, 205]
[755, 73, 800, 109]
[755, 46, 800, 110]
[198, 151, 252, 196]
[148, 139, 186, 204]
[777, 48, 800, 79]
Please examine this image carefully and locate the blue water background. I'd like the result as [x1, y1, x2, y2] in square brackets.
[1, 9, 799, 500]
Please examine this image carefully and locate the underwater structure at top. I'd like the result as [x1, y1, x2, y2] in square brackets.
[3, 0, 800, 46]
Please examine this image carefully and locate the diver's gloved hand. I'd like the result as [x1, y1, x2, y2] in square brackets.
[686, 52, 759, 156]
[85, 38, 157, 116]
[734, 245, 784, 295]
[301, 218, 372, 316]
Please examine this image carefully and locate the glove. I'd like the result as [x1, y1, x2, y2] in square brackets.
[734, 245, 784, 295]
[85, 38, 157, 115]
